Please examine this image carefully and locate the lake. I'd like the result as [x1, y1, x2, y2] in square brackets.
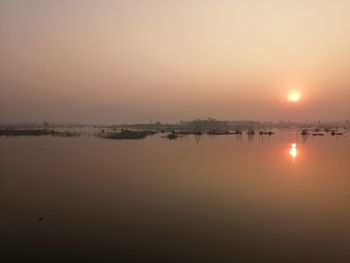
[1, 130, 350, 262]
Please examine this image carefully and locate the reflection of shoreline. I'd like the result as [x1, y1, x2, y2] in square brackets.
[290, 143, 297, 158]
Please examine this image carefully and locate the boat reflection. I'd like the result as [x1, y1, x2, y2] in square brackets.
[290, 143, 298, 158]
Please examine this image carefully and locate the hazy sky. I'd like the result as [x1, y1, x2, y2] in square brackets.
[1, 0, 350, 123]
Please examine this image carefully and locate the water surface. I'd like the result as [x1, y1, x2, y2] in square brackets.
[1, 130, 350, 262]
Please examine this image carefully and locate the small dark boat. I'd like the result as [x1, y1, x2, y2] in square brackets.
[259, 131, 274, 135]
[331, 131, 343, 136]
[167, 133, 178, 140]
[232, 130, 242, 135]
[247, 130, 255, 135]
[301, 129, 309, 136]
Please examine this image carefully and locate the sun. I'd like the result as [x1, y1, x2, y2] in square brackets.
[287, 90, 301, 102]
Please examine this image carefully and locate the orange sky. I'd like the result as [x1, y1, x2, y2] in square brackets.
[1, 0, 350, 123]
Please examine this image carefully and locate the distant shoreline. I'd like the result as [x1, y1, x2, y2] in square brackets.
[1, 118, 349, 130]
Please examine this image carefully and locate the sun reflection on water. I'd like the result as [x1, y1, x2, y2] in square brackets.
[290, 143, 298, 158]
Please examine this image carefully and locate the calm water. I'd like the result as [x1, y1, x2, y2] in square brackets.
[1, 130, 350, 262]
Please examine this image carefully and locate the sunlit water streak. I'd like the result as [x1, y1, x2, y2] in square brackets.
[290, 143, 298, 158]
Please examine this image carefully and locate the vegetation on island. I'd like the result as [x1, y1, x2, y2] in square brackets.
[99, 129, 158, 140]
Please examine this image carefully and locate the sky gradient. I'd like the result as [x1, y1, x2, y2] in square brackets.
[1, 0, 350, 123]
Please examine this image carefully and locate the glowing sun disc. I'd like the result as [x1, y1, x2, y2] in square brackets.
[287, 90, 301, 102]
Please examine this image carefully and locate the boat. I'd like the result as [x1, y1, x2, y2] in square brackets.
[331, 131, 343, 136]
[259, 131, 274, 135]
[167, 133, 178, 140]
[301, 129, 309, 136]
[247, 130, 255, 135]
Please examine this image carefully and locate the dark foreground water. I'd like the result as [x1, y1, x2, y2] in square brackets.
[1, 130, 350, 262]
